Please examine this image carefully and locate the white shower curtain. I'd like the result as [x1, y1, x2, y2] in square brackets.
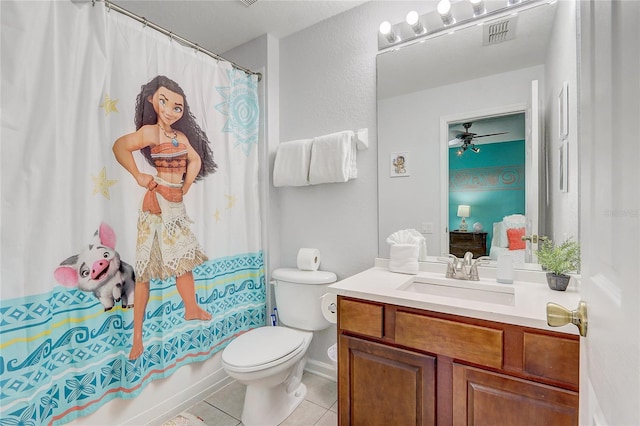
[0, 1, 264, 424]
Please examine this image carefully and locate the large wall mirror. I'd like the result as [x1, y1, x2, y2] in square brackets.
[377, 0, 580, 268]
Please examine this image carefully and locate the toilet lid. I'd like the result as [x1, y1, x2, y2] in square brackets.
[222, 326, 306, 368]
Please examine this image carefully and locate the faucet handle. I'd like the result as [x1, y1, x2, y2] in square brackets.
[445, 254, 458, 278]
[473, 256, 492, 265]
[469, 256, 491, 280]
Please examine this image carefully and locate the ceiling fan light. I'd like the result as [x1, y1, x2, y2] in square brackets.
[471, 146, 480, 153]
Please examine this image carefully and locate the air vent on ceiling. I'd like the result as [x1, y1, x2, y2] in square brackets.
[239, 0, 259, 6]
[483, 16, 518, 45]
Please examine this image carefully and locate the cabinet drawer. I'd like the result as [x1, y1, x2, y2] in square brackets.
[523, 332, 579, 386]
[395, 311, 503, 369]
[339, 298, 384, 338]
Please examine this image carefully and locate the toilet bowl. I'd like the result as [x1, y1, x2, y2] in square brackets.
[221, 268, 337, 426]
[222, 327, 312, 426]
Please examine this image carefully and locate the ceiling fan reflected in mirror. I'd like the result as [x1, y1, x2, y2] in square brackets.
[449, 122, 508, 155]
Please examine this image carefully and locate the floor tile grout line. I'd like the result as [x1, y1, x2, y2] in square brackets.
[201, 399, 242, 423]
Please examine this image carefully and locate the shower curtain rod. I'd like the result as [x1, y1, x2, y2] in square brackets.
[95, 0, 262, 81]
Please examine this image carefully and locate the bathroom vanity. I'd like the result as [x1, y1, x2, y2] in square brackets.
[330, 260, 580, 425]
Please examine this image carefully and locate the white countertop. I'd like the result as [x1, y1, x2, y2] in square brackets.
[328, 259, 581, 335]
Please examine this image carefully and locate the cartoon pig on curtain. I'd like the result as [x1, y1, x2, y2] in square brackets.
[54, 222, 135, 311]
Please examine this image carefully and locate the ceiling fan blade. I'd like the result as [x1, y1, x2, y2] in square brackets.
[472, 131, 509, 138]
[449, 138, 462, 146]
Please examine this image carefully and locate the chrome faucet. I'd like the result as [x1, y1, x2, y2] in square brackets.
[445, 252, 491, 281]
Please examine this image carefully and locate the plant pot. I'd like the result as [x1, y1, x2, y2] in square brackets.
[546, 273, 571, 291]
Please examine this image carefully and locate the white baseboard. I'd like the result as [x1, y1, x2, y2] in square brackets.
[305, 358, 337, 382]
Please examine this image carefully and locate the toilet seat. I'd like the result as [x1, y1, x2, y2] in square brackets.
[222, 327, 309, 373]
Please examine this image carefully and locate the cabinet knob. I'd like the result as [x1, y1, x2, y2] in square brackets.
[546, 301, 588, 337]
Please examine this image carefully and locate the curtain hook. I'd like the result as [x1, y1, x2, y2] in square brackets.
[143, 18, 147, 28]
[168, 32, 173, 42]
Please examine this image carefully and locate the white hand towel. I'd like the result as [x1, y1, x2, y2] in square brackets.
[273, 139, 312, 187]
[309, 131, 356, 184]
[389, 243, 420, 275]
[403, 229, 428, 261]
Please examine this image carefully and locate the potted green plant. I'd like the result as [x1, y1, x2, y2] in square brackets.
[536, 238, 580, 291]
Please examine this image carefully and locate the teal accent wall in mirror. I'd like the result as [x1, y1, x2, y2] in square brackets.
[449, 139, 525, 249]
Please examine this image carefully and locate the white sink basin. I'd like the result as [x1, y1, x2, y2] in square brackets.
[397, 275, 515, 306]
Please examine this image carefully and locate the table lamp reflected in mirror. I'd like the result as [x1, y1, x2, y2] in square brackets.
[457, 205, 470, 232]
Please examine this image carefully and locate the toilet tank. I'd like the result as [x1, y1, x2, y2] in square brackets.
[272, 268, 337, 331]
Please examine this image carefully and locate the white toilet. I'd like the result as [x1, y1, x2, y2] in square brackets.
[221, 267, 337, 426]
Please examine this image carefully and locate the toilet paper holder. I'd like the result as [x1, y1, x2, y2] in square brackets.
[321, 293, 338, 324]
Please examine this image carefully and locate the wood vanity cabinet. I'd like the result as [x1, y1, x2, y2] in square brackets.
[337, 296, 579, 426]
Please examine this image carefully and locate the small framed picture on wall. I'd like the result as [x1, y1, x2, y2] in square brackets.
[390, 151, 410, 177]
[558, 81, 569, 139]
[559, 140, 568, 192]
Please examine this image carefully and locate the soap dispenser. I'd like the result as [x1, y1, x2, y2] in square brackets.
[496, 253, 514, 284]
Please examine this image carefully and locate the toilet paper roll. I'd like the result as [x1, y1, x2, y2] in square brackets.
[297, 248, 321, 271]
[321, 293, 337, 324]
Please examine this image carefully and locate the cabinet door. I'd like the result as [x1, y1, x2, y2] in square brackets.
[339, 335, 436, 426]
[452, 363, 578, 426]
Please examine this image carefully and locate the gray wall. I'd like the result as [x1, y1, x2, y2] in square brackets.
[544, 0, 579, 242]
[227, 0, 578, 370]
[273, 1, 440, 367]
[276, 2, 380, 367]
[225, 0, 579, 374]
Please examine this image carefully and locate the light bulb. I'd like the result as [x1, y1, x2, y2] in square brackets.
[406, 11, 419, 26]
[379, 21, 391, 35]
[470, 0, 485, 16]
[406, 11, 426, 34]
[437, 0, 451, 15]
[437, 0, 455, 25]
[379, 21, 399, 43]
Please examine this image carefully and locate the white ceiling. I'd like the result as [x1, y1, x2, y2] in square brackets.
[111, 0, 370, 54]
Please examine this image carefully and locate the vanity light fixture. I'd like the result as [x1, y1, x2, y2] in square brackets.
[377, 0, 538, 50]
[406, 11, 426, 35]
[470, 0, 486, 16]
[437, 0, 455, 26]
[379, 21, 400, 43]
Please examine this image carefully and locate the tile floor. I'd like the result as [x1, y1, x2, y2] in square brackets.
[186, 372, 337, 426]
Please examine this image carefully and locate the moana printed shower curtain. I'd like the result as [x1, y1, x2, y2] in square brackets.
[0, 1, 265, 424]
